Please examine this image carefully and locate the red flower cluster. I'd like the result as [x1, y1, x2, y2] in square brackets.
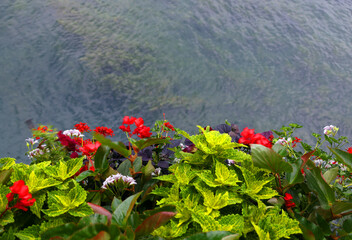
[238, 127, 272, 148]
[79, 141, 101, 157]
[292, 137, 301, 148]
[163, 122, 175, 131]
[93, 126, 115, 137]
[6, 180, 36, 211]
[74, 122, 91, 133]
[347, 147, 352, 154]
[284, 193, 296, 209]
[57, 131, 79, 153]
[32, 125, 53, 139]
[119, 116, 152, 138]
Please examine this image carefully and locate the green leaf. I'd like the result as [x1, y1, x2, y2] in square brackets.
[251, 144, 293, 174]
[133, 138, 170, 151]
[183, 231, 236, 240]
[26, 170, 61, 193]
[14, 225, 40, 240]
[197, 170, 222, 187]
[0, 185, 10, 213]
[218, 214, 244, 233]
[44, 157, 84, 181]
[112, 191, 143, 227]
[75, 170, 95, 182]
[42, 181, 89, 217]
[332, 201, 352, 214]
[328, 147, 352, 169]
[0, 210, 14, 227]
[323, 167, 339, 184]
[133, 157, 143, 173]
[252, 222, 271, 240]
[215, 161, 241, 186]
[117, 160, 132, 176]
[294, 211, 326, 240]
[305, 166, 335, 209]
[202, 189, 229, 212]
[94, 133, 131, 158]
[286, 159, 304, 185]
[315, 212, 331, 235]
[174, 163, 196, 186]
[41, 223, 79, 240]
[94, 145, 110, 173]
[141, 160, 155, 181]
[343, 217, 352, 233]
[68, 202, 94, 217]
[0, 158, 15, 170]
[111, 197, 122, 212]
[135, 211, 176, 237]
[30, 193, 46, 218]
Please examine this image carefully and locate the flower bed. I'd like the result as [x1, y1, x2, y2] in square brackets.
[0, 117, 351, 239]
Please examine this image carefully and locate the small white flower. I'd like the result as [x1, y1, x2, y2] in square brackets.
[323, 125, 338, 136]
[179, 143, 186, 150]
[325, 164, 332, 169]
[340, 164, 348, 172]
[152, 167, 162, 176]
[227, 160, 235, 166]
[63, 129, 84, 138]
[25, 138, 38, 145]
[328, 160, 337, 165]
[276, 137, 291, 146]
[173, 158, 181, 163]
[314, 159, 325, 166]
[27, 148, 45, 159]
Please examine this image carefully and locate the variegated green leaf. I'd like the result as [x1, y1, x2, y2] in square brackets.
[0, 210, 14, 227]
[14, 225, 40, 240]
[174, 163, 196, 186]
[26, 171, 61, 193]
[197, 170, 222, 187]
[0, 185, 10, 213]
[44, 157, 84, 181]
[0, 158, 15, 170]
[30, 193, 46, 218]
[215, 161, 241, 186]
[68, 202, 93, 217]
[252, 222, 271, 240]
[219, 214, 244, 233]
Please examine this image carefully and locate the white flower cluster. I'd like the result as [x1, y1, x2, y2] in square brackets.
[101, 173, 137, 189]
[27, 147, 49, 159]
[227, 160, 235, 166]
[324, 160, 348, 171]
[276, 137, 292, 146]
[63, 129, 84, 138]
[25, 138, 39, 145]
[323, 125, 338, 136]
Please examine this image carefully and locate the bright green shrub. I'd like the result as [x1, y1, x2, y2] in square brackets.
[151, 126, 301, 239]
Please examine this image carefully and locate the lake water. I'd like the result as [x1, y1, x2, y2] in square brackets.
[1, 0, 352, 163]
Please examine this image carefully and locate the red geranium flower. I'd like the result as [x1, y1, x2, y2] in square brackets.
[122, 116, 137, 125]
[238, 127, 272, 148]
[74, 122, 91, 133]
[93, 126, 115, 137]
[163, 122, 175, 131]
[284, 193, 296, 209]
[347, 147, 352, 154]
[6, 180, 36, 211]
[119, 125, 131, 133]
[134, 117, 144, 127]
[79, 141, 101, 156]
[119, 116, 152, 139]
[32, 125, 53, 139]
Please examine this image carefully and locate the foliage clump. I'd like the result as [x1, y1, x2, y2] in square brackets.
[151, 126, 301, 239]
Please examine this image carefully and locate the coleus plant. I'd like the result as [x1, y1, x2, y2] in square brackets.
[0, 157, 94, 239]
[150, 126, 302, 239]
[252, 123, 352, 239]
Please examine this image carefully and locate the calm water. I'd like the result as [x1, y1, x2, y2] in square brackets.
[1, 0, 352, 163]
